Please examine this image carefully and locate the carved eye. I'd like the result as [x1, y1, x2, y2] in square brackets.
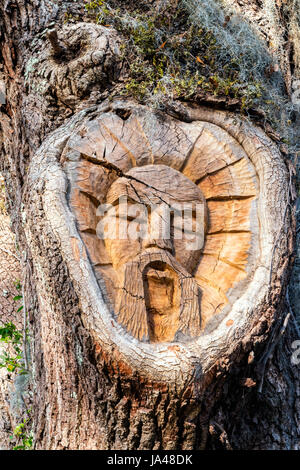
[115, 201, 139, 221]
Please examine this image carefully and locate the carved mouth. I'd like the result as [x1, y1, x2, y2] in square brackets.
[141, 246, 173, 257]
[137, 248, 186, 278]
[143, 263, 180, 341]
[146, 266, 174, 282]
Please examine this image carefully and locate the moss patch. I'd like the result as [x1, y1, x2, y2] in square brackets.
[85, 1, 267, 108]
[82, 0, 299, 156]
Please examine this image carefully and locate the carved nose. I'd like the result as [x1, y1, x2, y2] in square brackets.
[142, 204, 173, 252]
[142, 237, 173, 252]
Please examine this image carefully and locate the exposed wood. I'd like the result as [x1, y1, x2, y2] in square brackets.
[198, 158, 257, 200]
[207, 198, 254, 233]
[27, 99, 291, 386]
[182, 126, 246, 182]
[62, 106, 262, 338]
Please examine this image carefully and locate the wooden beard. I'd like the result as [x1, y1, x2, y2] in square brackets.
[115, 249, 202, 343]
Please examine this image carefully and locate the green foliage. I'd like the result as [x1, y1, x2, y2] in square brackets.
[0, 322, 22, 345]
[85, 0, 105, 9]
[84, 0, 266, 109]
[64, 11, 81, 24]
[0, 282, 33, 449]
[83, 0, 299, 156]
[85, 0, 110, 23]
[0, 282, 27, 374]
[13, 279, 22, 291]
[0, 322, 25, 373]
[11, 410, 33, 450]
[0, 175, 6, 215]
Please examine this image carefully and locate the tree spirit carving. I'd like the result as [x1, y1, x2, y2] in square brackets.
[103, 165, 207, 343]
[25, 100, 289, 386]
[62, 103, 258, 343]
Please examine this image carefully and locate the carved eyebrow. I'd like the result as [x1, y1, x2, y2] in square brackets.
[108, 193, 142, 206]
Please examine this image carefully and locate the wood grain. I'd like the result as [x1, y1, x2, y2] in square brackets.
[64, 105, 259, 341]
[27, 100, 290, 388]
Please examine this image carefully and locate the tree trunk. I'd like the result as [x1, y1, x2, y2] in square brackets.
[0, 0, 299, 450]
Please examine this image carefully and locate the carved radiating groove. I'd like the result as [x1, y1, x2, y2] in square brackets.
[196, 282, 227, 324]
[80, 233, 111, 266]
[181, 123, 258, 325]
[69, 109, 203, 173]
[198, 157, 257, 199]
[182, 125, 246, 182]
[124, 108, 203, 170]
[207, 198, 254, 233]
[195, 255, 247, 295]
[66, 157, 117, 203]
[70, 190, 98, 232]
[70, 114, 136, 172]
[202, 233, 251, 270]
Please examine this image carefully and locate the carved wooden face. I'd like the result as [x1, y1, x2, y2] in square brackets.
[63, 104, 259, 344]
[101, 165, 208, 342]
[29, 99, 289, 382]
[104, 164, 207, 273]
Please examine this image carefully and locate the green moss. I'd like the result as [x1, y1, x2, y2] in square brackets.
[11, 410, 33, 451]
[64, 11, 81, 24]
[84, 1, 266, 109]
[83, 0, 299, 156]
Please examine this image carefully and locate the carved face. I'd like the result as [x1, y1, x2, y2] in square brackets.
[62, 104, 260, 346]
[103, 164, 208, 274]
[99, 165, 208, 342]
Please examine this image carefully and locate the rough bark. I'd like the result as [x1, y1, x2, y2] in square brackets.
[0, 198, 24, 449]
[0, 0, 299, 450]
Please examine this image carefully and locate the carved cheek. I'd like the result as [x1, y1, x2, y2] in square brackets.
[173, 238, 202, 274]
[172, 213, 204, 273]
[105, 237, 141, 271]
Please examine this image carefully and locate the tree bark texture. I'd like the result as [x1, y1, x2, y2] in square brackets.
[0, 0, 299, 450]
